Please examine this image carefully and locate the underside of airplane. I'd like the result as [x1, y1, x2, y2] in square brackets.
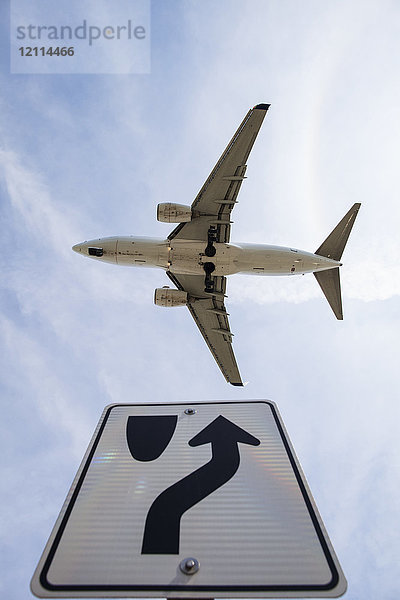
[73, 104, 360, 385]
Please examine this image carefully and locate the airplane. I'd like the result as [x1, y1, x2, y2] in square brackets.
[72, 104, 360, 386]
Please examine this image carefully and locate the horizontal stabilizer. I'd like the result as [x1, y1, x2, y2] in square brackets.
[314, 268, 343, 320]
[316, 203, 361, 261]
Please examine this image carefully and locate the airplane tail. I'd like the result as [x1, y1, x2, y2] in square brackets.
[314, 203, 361, 319]
[314, 268, 343, 319]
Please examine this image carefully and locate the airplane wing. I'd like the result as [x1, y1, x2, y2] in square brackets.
[168, 104, 270, 244]
[166, 271, 243, 386]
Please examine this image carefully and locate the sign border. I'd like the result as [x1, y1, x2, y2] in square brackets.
[32, 400, 345, 597]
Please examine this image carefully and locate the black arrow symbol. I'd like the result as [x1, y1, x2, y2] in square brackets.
[141, 415, 260, 554]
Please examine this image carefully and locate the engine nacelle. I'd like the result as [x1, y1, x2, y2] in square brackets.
[157, 203, 192, 223]
[154, 287, 188, 307]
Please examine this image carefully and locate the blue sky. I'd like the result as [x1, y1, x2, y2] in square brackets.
[1, 0, 400, 598]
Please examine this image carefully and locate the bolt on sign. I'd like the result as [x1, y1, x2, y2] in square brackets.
[31, 401, 346, 598]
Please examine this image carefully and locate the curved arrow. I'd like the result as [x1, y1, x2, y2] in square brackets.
[141, 415, 260, 554]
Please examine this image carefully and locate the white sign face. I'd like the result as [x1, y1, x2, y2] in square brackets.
[31, 401, 346, 598]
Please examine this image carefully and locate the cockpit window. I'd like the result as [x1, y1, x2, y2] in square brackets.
[88, 247, 103, 257]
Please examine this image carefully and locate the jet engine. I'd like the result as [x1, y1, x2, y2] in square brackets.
[154, 287, 188, 307]
[157, 203, 192, 223]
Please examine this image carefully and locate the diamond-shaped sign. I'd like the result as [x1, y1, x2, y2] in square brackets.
[31, 401, 346, 597]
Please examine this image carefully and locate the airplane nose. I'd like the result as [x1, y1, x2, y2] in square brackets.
[72, 242, 88, 254]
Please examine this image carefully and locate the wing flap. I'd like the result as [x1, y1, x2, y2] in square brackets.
[169, 104, 269, 243]
[166, 272, 243, 385]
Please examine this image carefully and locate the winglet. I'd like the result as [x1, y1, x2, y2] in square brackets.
[253, 103, 271, 111]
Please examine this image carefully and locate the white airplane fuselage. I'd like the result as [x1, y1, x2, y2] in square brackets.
[72, 236, 341, 276]
[71, 102, 360, 386]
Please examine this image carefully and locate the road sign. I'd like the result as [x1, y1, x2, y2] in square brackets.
[31, 401, 346, 598]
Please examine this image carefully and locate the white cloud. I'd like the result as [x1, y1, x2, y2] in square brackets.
[0, 313, 91, 458]
[0, 149, 75, 253]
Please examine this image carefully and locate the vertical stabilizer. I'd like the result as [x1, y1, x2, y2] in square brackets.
[315, 203, 361, 261]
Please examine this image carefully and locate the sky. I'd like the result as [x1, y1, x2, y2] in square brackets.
[1, 0, 400, 598]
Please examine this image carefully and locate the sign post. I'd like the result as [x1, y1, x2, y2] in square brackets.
[31, 401, 346, 597]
